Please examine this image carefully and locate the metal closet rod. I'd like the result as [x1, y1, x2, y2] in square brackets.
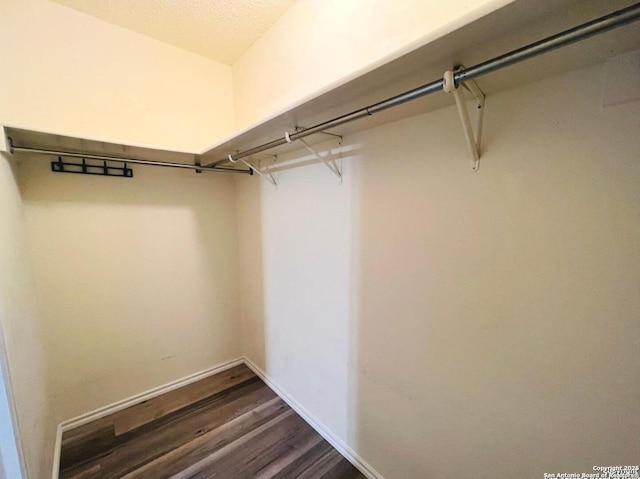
[9, 144, 253, 174]
[208, 2, 640, 168]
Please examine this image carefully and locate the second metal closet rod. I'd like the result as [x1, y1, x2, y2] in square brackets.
[207, 3, 640, 168]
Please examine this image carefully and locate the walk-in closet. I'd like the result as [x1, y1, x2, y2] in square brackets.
[0, 1, 638, 478]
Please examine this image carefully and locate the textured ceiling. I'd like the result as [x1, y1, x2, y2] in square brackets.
[49, 0, 297, 65]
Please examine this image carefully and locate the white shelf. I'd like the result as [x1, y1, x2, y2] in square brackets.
[199, 0, 640, 166]
[4, 126, 199, 165]
[5, 0, 639, 174]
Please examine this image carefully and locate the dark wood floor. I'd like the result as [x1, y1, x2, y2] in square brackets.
[59, 364, 365, 479]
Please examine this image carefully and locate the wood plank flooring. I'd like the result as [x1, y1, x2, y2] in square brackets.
[59, 364, 365, 479]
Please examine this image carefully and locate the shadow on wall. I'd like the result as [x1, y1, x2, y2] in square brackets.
[238, 64, 640, 479]
[236, 165, 266, 367]
[235, 140, 359, 446]
[16, 154, 242, 423]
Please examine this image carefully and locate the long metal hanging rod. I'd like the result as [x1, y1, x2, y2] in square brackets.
[209, 3, 640, 168]
[9, 144, 252, 174]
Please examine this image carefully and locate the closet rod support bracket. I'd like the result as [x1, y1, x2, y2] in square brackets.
[230, 153, 277, 188]
[287, 131, 343, 184]
[443, 69, 485, 172]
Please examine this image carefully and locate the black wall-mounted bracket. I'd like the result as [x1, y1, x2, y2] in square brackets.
[51, 157, 134, 178]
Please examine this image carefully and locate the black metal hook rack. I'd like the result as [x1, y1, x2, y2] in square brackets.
[51, 156, 134, 178]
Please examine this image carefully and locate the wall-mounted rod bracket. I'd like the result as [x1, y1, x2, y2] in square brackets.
[443, 69, 486, 172]
[286, 132, 343, 184]
[228, 154, 277, 188]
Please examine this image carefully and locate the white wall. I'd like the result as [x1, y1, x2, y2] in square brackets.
[236, 62, 640, 477]
[3, 1, 638, 476]
[0, 154, 51, 479]
[19, 157, 242, 422]
[232, 0, 512, 129]
[0, 0, 234, 151]
[0, 1, 240, 475]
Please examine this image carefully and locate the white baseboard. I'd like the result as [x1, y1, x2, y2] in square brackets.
[51, 357, 244, 479]
[242, 356, 384, 479]
[51, 356, 384, 479]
